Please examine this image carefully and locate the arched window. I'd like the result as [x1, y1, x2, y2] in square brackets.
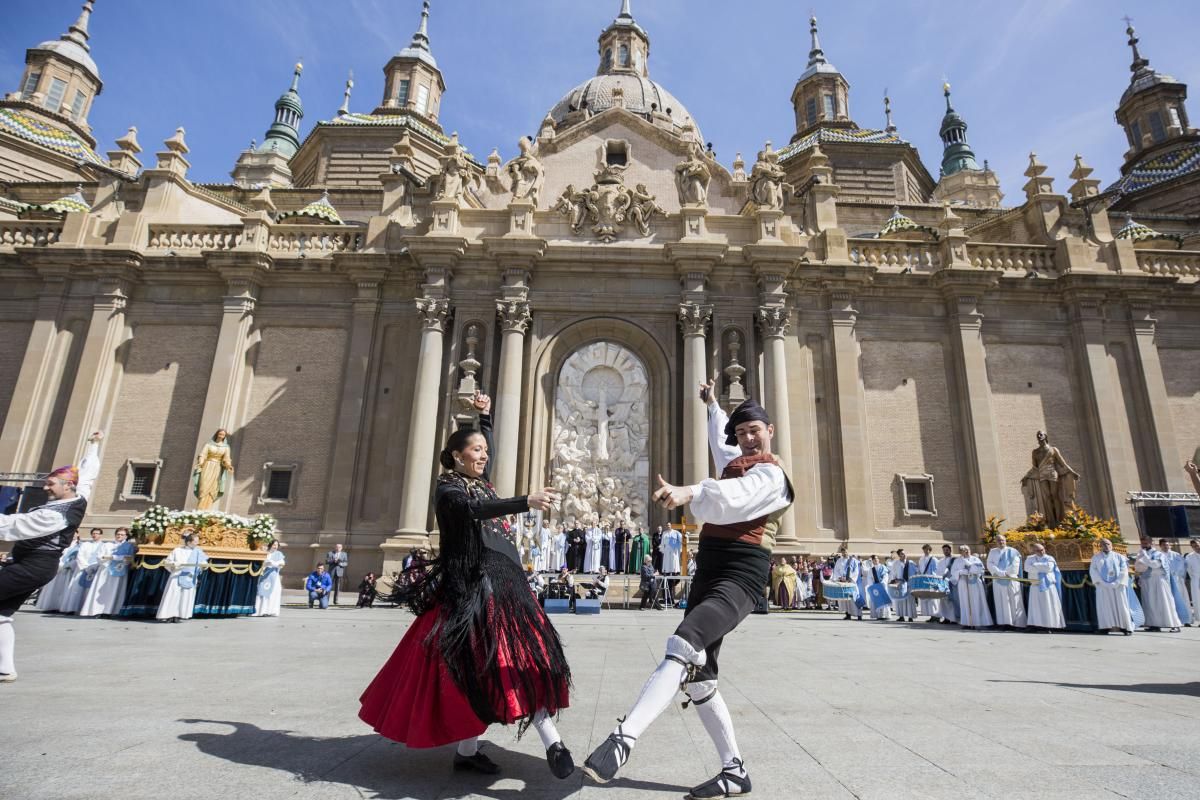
[619, 44, 630, 67]
[603, 48, 613, 71]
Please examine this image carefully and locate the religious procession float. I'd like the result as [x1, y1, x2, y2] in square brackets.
[119, 506, 278, 618]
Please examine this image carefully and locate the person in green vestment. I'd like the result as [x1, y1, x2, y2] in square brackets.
[628, 528, 650, 574]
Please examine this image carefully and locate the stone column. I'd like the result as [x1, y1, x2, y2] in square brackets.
[0, 265, 70, 472]
[944, 290, 1007, 528]
[395, 297, 451, 538]
[492, 298, 531, 498]
[1129, 300, 1188, 492]
[757, 305, 797, 544]
[186, 256, 269, 510]
[1067, 292, 1140, 535]
[678, 303, 712, 488]
[52, 261, 140, 467]
[828, 290, 874, 540]
[320, 263, 388, 536]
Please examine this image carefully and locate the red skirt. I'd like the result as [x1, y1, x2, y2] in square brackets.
[358, 599, 570, 748]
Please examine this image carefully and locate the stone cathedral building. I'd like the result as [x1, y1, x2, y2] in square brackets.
[1, 1, 1198, 582]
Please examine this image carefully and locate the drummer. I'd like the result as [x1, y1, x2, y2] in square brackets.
[831, 547, 862, 620]
[937, 543, 960, 625]
[888, 549, 916, 622]
[916, 544, 943, 622]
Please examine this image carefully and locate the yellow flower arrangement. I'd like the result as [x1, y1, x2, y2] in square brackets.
[981, 504, 1120, 545]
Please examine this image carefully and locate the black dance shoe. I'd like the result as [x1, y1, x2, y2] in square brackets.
[546, 741, 575, 779]
[687, 759, 752, 799]
[453, 749, 501, 774]
[583, 723, 635, 783]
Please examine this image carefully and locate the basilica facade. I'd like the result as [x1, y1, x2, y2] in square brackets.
[2, 1, 1198, 582]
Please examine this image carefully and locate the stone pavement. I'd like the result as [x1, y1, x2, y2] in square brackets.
[4, 604, 1200, 800]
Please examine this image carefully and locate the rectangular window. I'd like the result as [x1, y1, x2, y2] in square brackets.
[805, 98, 817, 125]
[1168, 107, 1182, 129]
[415, 84, 430, 115]
[1148, 111, 1167, 142]
[120, 459, 163, 502]
[396, 79, 410, 108]
[1130, 120, 1143, 145]
[69, 90, 87, 121]
[21, 69, 41, 99]
[898, 473, 938, 517]
[605, 140, 628, 167]
[823, 94, 835, 119]
[129, 466, 157, 497]
[266, 469, 293, 501]
[45, 77, 68, 112]
[905, 481, 930, 512]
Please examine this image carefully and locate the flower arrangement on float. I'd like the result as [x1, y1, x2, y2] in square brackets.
[980, 505, 1124, 567]
[131, 505, 278, 549]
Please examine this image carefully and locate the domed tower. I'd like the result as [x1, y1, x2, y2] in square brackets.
[0, 0, 112, 181]
[931, 83, 1002, 207]
[1105, 20, 1199, 213]
[375, 0, 446, 126]
[789, 16, 852, 138]
[231, 63, 306, 187]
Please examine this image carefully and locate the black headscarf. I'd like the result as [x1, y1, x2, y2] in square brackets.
[724, 399, 772, 445]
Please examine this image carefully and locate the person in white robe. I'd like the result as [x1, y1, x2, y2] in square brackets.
[916, 544, 943, 622]
[831, 547, 862, 620]
[1023, 543, 1065, 631]
[888, 549, 916, 622]
[80, 528, 136, 617]
[552, 525, 567, 571]
[1158, 538, 1192, 625]
[156, 533, 208, 622]
[62, 527, 106, 614]
[987, 535, 1027, 629]
[253, 540, 286, 617]
[937, 544, 959, 624]
[865, 556, 892, 620]
[35, 533, 80, 612]
[1134, 536, 1181, 632]
[537, 524, 552, 572]
[950, 545, 992, 629]
[1185, 539, 1200, 626]
[1089, 538, 1133, 634]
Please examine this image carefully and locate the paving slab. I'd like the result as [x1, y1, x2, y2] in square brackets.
[3, 605, 1200, 799]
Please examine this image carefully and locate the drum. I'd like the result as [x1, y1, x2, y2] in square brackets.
[822, 581, 857, 601]
[865, 582, 892, 608]
[909, 574, 949, 599]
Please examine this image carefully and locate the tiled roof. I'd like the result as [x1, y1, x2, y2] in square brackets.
[0, 107, 106, 166]
[1104, 141, 1200, 199]
[878, 205, 937, 240]
[318, 112, 478, 163]
[276, 191, 343, 224]
[777, 126, 907, 162]
[20, 187, 90, 217]
[1113, 213, 1183, 246]
[0, 195, 29, 214]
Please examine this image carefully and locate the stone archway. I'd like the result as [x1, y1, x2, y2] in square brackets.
[523, 316, 675, 532]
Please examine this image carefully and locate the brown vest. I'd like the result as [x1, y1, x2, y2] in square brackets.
[699, 453, 793, 552]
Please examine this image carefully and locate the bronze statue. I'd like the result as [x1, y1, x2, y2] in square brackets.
[1020, 430, 1079, 529]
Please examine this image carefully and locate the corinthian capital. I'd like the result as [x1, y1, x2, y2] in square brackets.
[415, 297, 451, 332]
[756, 305, 790, 339]
[677, 302, 712, 338]
[496, 299, 532, 334]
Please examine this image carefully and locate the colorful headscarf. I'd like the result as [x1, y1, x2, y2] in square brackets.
[48, 465, 79, 485]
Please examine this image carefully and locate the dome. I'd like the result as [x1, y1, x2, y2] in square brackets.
[548, 73, 702, 142]
[32, 38, 100, 82]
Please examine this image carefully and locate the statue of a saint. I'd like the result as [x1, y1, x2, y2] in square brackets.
[434, 144, 469, 203]
[193, 428, 234, 510]
[674, 142, 711, 207]
[749, 142, 790, 211]
[507, 136, 545, 205]
[1020, 430, 1080, 529]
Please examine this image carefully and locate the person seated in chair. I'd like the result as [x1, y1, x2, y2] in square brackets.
[588, 566, 610, 600]
[638, 556, 663, 610]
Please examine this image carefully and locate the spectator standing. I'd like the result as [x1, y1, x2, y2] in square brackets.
[325, 543, 349, 605]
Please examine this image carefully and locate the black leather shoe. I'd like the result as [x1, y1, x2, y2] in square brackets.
[546, 741, 575, 779]
[453, 750, 501, 774]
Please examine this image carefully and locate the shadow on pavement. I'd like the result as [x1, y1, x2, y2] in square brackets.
[988, 679, 1200, 697]
[177, 719, 689, 799]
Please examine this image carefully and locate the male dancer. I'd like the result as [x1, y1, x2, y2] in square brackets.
[584, 383, 792, 799]
[0, 431, 103, 681]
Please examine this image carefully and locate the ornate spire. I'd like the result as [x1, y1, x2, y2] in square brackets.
[939, 82, 982, 176]
[618, 0, 633, 20]
[412, 1, 431, 51]
[257, 62, 304, 158]
[1123, 16, 1151, 78]
[64, 1, 94, 50]
[884, 90, 896, 134]
[337, 70, 354, 116]
[807, 16, 826, 69]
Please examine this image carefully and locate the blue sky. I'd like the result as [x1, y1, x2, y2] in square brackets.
[3, 1, 1197, 200]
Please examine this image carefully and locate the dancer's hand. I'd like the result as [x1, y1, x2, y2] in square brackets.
[88, 430, 105, 443]
[472, 390, 492, 414]
[652, 474, 693, 509]
[528, 488, 560, 512]
[698, 374, 717, 406]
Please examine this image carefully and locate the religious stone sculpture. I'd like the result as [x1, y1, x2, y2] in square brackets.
[553, 166, 662, 242]
[192, 428, 234, 510]
[1020, 430, 1080, 529]
[507, 136, 545, 205]
[674, 141, 711, 207]
[433, 138, 470, 203]
[749, 141, 791, 211]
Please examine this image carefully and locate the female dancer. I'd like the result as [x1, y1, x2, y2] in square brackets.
[359, 392, 574, 778]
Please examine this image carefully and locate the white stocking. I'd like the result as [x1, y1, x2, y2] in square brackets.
[0, 614, 14, 675]
[618, 635, 705, 740]
[688, 682, 745, 775]
[455, 736, 479, 757]
[531, 709, 561, 749]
